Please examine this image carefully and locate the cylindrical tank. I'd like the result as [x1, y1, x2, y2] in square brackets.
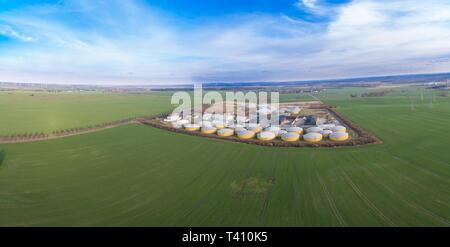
[306, 127, 323, 133]
[247, 125, 262, 133]
[217, 128, 234, 137]
[281, 132, 300, 142]
[236, 130, 255, 139]
[332, 126, 347, 133]
[330, 132, 349, 141]
[303, 133, 323, 142]
[257, 131, 276, 141]
[201, 126, 217, 134]
[184, 123, 200, 132]
[286, 127, 303, 134]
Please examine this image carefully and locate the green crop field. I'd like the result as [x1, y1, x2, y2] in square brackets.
[0, 86, 449, 226]
[0, 91, 173, 135]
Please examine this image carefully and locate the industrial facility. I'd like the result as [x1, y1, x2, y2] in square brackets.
[157, 101, 351, 144]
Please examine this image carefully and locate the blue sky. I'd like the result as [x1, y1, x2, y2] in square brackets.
[1, 0, 450, 84]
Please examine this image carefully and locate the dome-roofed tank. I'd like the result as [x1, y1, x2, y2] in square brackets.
[332, 126, 347, 133]
[330, 132, 349, 141]
[303, 133, 322, 142]
[306, 126, 323, 133]
[236, 130, 255, 139]
[281, 132, 300, 142]
[184, 123, 200, 132]
[247, 125, 262, 133]
[217, 128, 234, 137]
[201, 126, 217, 134]
[286, 127, 303, 134]
[257, 131, 276, 141]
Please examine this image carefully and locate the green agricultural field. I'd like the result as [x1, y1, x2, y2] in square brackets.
[0, 86, 449, 226]
[0, 91, 173, 135]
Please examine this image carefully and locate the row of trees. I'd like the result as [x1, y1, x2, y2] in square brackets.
[0, 132, 48, 141]
[350, 90, 392, 98]
[0, 117, 140, 142]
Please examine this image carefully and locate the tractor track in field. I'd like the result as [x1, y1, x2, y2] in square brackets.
[362, 165, 450, 226]
[315, 171, 347, 226]
[342, 172, 397, 226]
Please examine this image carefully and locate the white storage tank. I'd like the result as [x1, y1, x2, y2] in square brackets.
[184, 123, 200, 132]
[281, 132, 300, 142]
[306, 126, 323, 133]
[303, 133, 323, 142]
[330, 132, 349, 141]
[332, 126, 347, 133]
[257, 131, 276, 141]
[217, 128, 234, 137]
[201, 126, 217, 134]
[236, 130, 255, 139]
[286, 127, 303, 134]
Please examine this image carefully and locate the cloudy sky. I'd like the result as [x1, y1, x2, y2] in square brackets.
[1, 0, 450, 85]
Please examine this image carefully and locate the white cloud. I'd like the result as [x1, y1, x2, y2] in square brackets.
[0, 25, 36, 42]
[302, 0, 318, 9]
[1, 0, 450, 84]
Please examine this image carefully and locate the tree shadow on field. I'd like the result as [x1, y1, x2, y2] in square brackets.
[0, 150, 5, 167]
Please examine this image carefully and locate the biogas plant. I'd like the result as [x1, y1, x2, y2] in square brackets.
[144, 100, 375, 148]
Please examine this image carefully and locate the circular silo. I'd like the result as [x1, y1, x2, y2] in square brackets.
[236, 130, 255, 139]
[264, 126, 281, 133]
[212, 120, 227, 129]
[303, 132, 323, 142]
[281, 132, 300, 142]
[306, 126, 323, 133]
[257, 131, 276, 141]
[247, 125, 262, 133]
[201, 126, 217, 134]
[184, 123, 200, 132]
[332, 126, 347, 133]
[217, 128, 234, 137]
[286, 127, 303, 134]
[234, 126, 247, 133]
[329, 132, 349, 141]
